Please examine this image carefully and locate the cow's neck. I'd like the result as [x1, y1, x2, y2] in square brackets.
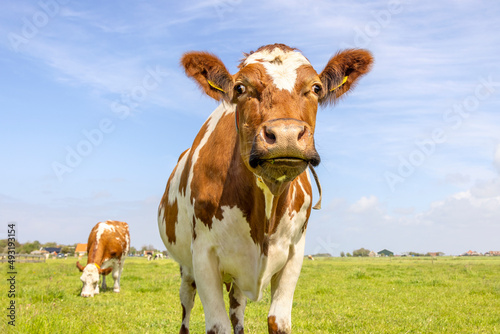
[255, 176, 290, 234]
[87, 243, 105, 266]
[232, 139, 291, 239]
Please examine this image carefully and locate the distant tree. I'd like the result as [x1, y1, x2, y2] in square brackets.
[353, 248, 370, 257]
[129, 246, 137, 255]
[340, 251, 345, 257]
[0, 239, 7, 251]
[346, 252, 352, 257]
[0, 239, 22, 253]
[141, 245, 156, 253]
[42, 242, 58, 248]
[19, 240, 41, 254]
[61, 246, 74, 255]
[408, 252, 425, 257]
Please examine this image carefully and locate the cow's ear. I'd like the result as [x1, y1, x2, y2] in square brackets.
[181, 51, 234, 101]
[76, 261, 84, 272]
[319, 49, 373, 105]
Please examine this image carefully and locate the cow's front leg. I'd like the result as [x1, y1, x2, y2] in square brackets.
[100, 267, 112, 292]
[268, 234, 306, 334]
[112, 263, 123, 293]
[192, 246, 231, 334]
[229, 284, 246, 334]
[100, 274, 106, 292]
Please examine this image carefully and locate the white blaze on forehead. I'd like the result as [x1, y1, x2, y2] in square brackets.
[243, 48, 311, 92]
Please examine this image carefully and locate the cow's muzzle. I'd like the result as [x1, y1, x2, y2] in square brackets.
[249, 119, 320, 182]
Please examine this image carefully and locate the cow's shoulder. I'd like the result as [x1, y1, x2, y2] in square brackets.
[188, 104, 240, 226]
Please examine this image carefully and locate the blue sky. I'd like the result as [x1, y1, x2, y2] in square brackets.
[1, 0, 499, 255]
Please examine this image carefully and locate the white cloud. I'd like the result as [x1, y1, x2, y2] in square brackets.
[348, 195, 379, 213]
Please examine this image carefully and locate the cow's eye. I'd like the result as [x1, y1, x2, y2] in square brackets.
[312, 84, 322, 95]
[234, 84, 246, 95]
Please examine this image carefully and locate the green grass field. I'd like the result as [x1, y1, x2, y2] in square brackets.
[1, 256, 499, 333]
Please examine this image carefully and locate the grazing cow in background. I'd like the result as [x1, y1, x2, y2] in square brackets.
[76, 220, 130, 298]
[158, 43, 373, 333]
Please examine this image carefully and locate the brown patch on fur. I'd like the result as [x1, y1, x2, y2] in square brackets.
[290, 171, 312, 233]
[162, 198, 179, 244]
[191, 112, 236, 228]
[180, 324, 189, 334]
[207, 325, 222, 334]
[191, 216, 197, 240]
[181, 304, 187, 322]
[177, 149, 190, 197]
[267, 316, 279, 334]
[229, 286, 240, 309]
[159, 150, 190, 244]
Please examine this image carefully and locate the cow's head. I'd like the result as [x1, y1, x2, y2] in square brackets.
[76, 261, 101, 297]
[182, 44, 373, 194]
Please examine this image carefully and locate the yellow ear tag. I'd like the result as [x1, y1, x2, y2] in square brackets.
[208, 80, 226, 93]
[330, 76, 348, 92]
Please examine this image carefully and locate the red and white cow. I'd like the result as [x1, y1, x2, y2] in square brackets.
[76, 220, 130, 297]
[158, 44, 372, 333]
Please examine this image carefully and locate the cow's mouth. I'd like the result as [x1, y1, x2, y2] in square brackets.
[249, 154, 320, 184]
[250, 154, 320, 169]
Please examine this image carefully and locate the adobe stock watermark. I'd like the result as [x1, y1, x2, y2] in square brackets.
[341, 0, 410, 49]
[384, 75, 500, 192]
[51, 65, 169, 182]
[213, 0, 242, 20]
[8, 0, 72, 52]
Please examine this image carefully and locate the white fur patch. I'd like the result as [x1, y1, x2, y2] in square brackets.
[243, 48, 311, 92]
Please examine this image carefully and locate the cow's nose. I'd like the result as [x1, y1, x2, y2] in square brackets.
[260, 120, 310, 150]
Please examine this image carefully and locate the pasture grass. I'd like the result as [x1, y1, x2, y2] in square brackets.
[1, 256, 499, 333]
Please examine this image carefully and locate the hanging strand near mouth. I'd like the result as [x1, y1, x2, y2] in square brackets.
[308, 164, 322, 210]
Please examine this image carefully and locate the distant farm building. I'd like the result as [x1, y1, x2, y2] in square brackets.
[30, 249, 49, 259]
[44, 247, 61, 255]
[30, 249, 48, 255]
[462, 250, 481, 256]
[75, 243, 87, 257]
[485, 251, 500, 256]
[368, 251, 377, 257]
[378, 249, 394, 257]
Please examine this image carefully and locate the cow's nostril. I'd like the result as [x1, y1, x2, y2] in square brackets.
[264, 127, 277, 145]
[297, 126, 306, 141]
